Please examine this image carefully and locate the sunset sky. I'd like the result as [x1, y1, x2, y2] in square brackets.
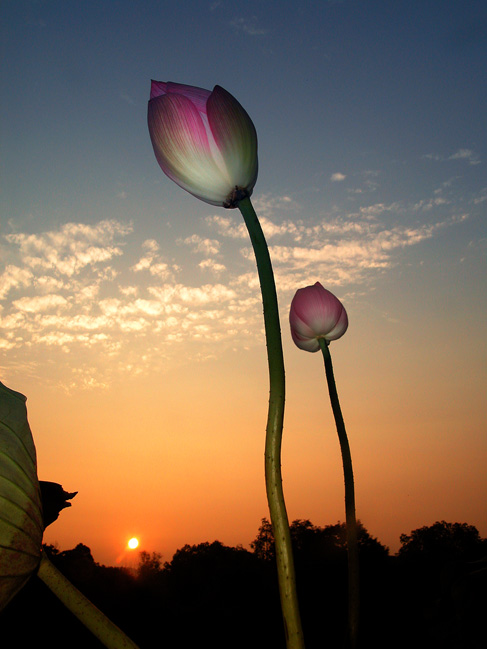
[1, 0, 486, 566]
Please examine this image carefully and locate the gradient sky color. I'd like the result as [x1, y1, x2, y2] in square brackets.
[1, 0, 486, 566]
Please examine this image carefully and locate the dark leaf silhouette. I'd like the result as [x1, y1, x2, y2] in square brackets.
[39, 481, 77, 528]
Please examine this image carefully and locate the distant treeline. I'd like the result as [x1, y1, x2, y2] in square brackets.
[2, 519, 486, 649]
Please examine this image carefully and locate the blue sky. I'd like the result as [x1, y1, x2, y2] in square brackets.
[1, 1, 486, 562]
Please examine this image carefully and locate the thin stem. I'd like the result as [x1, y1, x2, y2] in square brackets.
[37, 553, 140, 649]
[238, 196, 304, 649]
[319, 338, 359, 649]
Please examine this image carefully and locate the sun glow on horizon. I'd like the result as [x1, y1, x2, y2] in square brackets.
[128, 537, 139, 550]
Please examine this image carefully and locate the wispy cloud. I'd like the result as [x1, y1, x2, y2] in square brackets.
[119, 92, 136, 106]
[179, 234, 221, 256]
[5, 220, 132, 277]
[448, 149, 481, 165]
[472, 188, 487, 205]
[238, 215, 447, 290]
[423, 148, 481, 165]
[199, 259, 226, 274]
[230, 16, 267, 36]
[205, 215, 247, 239]
[0, 186, 474, 388]
[131, 239, 160, 271]
[252, 193, 299, 219]
[331, 172, 347, 182]
[12, 294, 69, 313]
[131, 239, 179, 280]
[0, 265, 33, 300]
[347, 170, 380, 195]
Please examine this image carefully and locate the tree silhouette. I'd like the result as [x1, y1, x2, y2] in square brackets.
[251, 518, 389, 562]
[399, 521, 486, 562]
[137, 551, 163, 581]
[50, 543, 97, 582]
[3, 520, 486, 648]
[161, 541, 280, 648]
[396, 521, 487, 648]
[250, 517, 275, 560]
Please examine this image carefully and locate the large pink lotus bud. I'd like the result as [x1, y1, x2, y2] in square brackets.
[148, 81, 258, 207]
[289, 282, 348, 352]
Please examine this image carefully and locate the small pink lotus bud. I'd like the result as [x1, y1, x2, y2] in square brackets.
[148, 81, 258, 207]
[289, 282, 348, 352]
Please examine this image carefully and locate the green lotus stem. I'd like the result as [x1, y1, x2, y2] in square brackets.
[319, 338, 359, 649]
[37, 553, 140, 649]
[238, 196, 304, 649]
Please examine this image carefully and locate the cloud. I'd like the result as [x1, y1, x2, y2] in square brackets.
[252, 194, 299, 219]
[205, 194, 300, 240]
[230, 16, 267, 36]
[448, 149, 481, 165]
[472, 188, 487, 205]
[258, 219, 439, 289]
[232, 199, 464, 289]
[205, 215, 247, 239]
[179, 234, 221, 256]
[413, 197, 450, 211]
[131, 239, 160, 271]
[119, 92, 136, 106]
[131, 239, 179, 280]
[148, 283, 235, 306]
[12, 294, 69, 313]
[331, 172, 347, 182]
[0, 184, 474, 389]
[5, 220, 132, 278]
[0, 265, 33, 300]
[423, 148, 481, 165]
[199, 259, 226, 274]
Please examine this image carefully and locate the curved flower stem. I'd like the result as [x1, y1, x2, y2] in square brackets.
[238, 196, 304, 649]
[319, 338, 359, 649]
[37, 553, 140, 649]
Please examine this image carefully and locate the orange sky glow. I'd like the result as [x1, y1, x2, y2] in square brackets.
[20, 287, 486, 566]
[1, 0, 486, 569]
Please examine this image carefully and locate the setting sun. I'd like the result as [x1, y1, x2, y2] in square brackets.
[127, 537, 139, 550]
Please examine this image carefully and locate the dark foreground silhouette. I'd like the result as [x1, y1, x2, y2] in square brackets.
[2, 520, 486, 648]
